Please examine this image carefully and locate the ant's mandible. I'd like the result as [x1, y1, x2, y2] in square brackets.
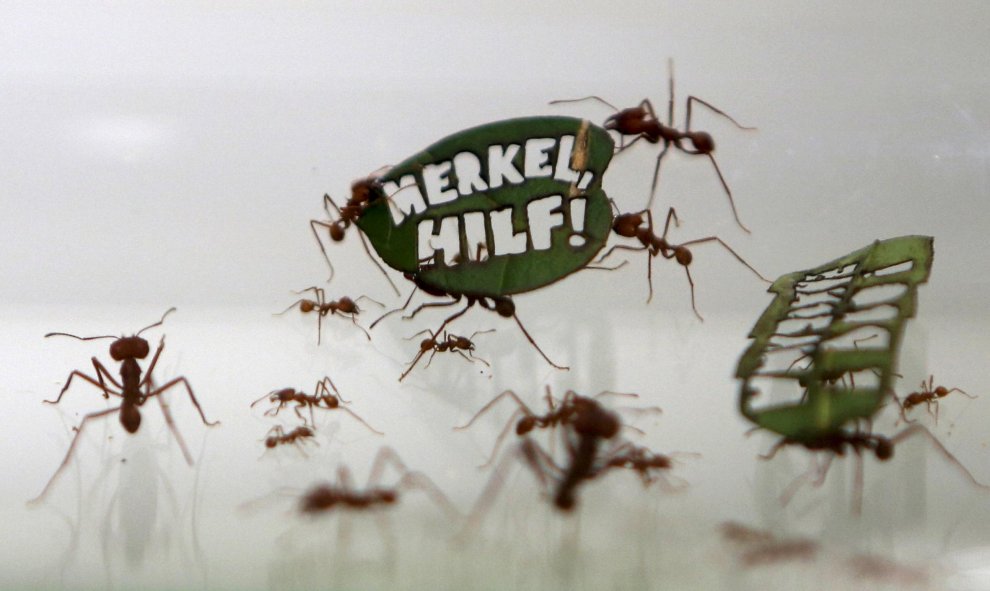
[31, 308, 219, 504]
[598, 206, 770, 319]
[551, 59, 756, 233]
[250, 376, 383, 435]
[399, 328, 494, 381]
[310, 173, 400, 295]
[276, 286, 382, 343]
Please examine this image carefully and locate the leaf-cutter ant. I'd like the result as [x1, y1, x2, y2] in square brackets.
[250, 376, 383, 435]
[894, 375, 975, 424]
[399, 328, 494, 382]
[276, 286, 382, 343]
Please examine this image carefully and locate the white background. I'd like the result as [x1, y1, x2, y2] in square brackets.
[2, 2, 990, 590]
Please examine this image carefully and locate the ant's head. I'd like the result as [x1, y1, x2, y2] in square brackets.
[272, 388, 296, 402]
[672, 245, 693, 267]
[934, 386, 950, 398]
[494, 297, 515, 318]
[336, 297, 357, 313]
[109, 336, 151, 361]
[419, 338, 435, 352]
[298, 300, 317, 313]
[379, 490, 398, 504]
[265, 437, 278, 449]
[516, 415, 536, 435]
[874, 437, 894, 461]
[613, 213, 643, 238]
[554, 490, 576, 511]
[686, 131, 715, 154]
[120, 402, 141, 433]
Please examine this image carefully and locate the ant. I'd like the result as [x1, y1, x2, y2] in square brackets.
[276, 286, 382, 343]
[250, 376, 383, 435]
[760, 425, 990, 514]
[297, 447, 458, 520]
[31, 308, 219, 504]
[597, 206, 770, 319]
[399, 328, 494, 381]
[455, 387, 658, 467]
[310, 172, 400, 295]
[894, 375, 975, 424]
[263, 425, 316, 452]
[720, 523, 820, 568]
[550, 59, 756, 232]
[372, 276, 568, 371]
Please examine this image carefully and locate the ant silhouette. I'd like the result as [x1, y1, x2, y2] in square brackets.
[894, 375, 976, 424]
[372, 277, 568, 371]
[31, 308, 219, 504]
[250, 376, 383, 435]
[297, 447, 458, 520]
[399, 328, 494, 382]
[263, 425, 316, 452]
[276, 286, 383, 343]
[551, 59, 756, 232]
[597, 206, 770, 319]
[310, 172, 400, 295]
[455, 387, 658, 467]
[760, 424, 990, 514]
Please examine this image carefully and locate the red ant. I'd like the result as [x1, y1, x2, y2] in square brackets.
[372, 276, 568, 371]
[297, 447, 458, 519]
[264, 425, 316, 451]
[455, 387, 658, 467]
[310, 173, 400, 295]
[597, 206, 770, 319]
[276, 286, 382, 343]
[894, 375, 975, 424]
[399, 328, 494, 381]
[760, 425, 990, 514]
[250, 376, 383, 435]
[30, 308, 219, 504]
[551, 59, 756, 232]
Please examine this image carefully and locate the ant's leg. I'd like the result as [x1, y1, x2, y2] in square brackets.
[614, 134, 647, 155]
[403, 297, 462, 322]
[371, 287, 418, 329]
[646, 142, 672, 211]
[367, 446, 410, 487]
[138, 338, 167, 388]
[315, 376, 347, 403]
[310, 219, 336, 281]
[658, 207, 682, 239]
[28, 406, 120, 504]
[681, 265, 703, 321]
[891, 426, 990, 489]
[147, 377, 220, 427]
[398, 471, 461, 520]
[337, 407, 384, 436]
[594, 243, 648, 265]
[422, 349, 441, 370]
[705, 153, 751, 234]
[547, 95, 620, 112]
[399, 349, 430, 382]
[511, 311, 569, 371]
[357, 232, 401, 297]
[684, 95, 757, 132]
[475, 408, 525, 469]
[676, 236, 771, 283]
[667, 58, 676, 126]
[429, 302, 472, 338]
[759, 438, 789, 461]
[462, 350, 491, 368]
[156, 391, 194, 466]
[455, 390, 535, 431]
[45, 366, 122, 405]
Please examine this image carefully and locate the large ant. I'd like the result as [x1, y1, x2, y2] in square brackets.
[598, 206, 770, 319]
[31, 308, 219, 504]
[372, 275, 568, 371]
[264, 425, 316, 452]
[455, 387, 657, 467]
[310, 173, 400, 295]
[250, 376, 383, 435]
[551, 59, 756, 232]
[276, 286, 382, 343]
[399, 328, 494, 381]
[297, 447, 458, 520]
[760, 425, 990, 513]
[894, 375, 975, 424]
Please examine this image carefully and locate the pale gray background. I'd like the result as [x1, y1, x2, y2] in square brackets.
[2, 2, 989, 590]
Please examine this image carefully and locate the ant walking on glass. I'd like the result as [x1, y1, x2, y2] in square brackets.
[551, 59, 756, 232]
[30, 308, 219, 504]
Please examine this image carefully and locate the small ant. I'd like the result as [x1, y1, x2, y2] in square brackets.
[310, 173, 400, 295]
[263, 425, 316, 452]
[719, 523, 820, 568]
[298, 447, 458, 520]
[250, 376, 383, 435]
[597, 206, 770, 319]
[455, 387, 657, 467]
[551, 59, 756, 232]
[276, 286, 382, 343]
[31, 308, 219, 504]
[759, 425, 990, 513]
[399, 328, 494, 381]
[894, 375, 975, 424]
[372, 276, 568, 371]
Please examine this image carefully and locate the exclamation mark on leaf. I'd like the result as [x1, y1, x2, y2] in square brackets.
[569, 198, 587, 247]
